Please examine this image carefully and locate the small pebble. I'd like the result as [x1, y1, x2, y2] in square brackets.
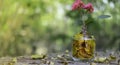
[49, 61, 54, 65]
[90, 62, 96, 65]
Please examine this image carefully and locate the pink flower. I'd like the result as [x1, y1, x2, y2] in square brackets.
[72, 0, 85, 10]
[83, 3, 94, 13]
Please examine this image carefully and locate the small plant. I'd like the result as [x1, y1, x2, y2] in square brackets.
[71, 0, 96, 60]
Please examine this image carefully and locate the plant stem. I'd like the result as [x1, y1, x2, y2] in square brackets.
[81, 13, 88, 37]
[82, 21, 87, 37]
[79, 10, 88, 37]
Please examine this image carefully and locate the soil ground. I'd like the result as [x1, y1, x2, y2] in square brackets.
[0, 51, 119, 65]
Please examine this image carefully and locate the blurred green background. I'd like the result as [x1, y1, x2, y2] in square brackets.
[0, 0, 120, 56]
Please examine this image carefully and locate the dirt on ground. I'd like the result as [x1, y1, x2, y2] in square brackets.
[0, 51, 119, 65]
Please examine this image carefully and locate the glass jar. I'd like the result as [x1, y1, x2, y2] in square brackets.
[72, 33, 96, 60]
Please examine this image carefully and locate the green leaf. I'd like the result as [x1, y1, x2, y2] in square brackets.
[98, 15, 111, 19]
[31, 54, 46, 59]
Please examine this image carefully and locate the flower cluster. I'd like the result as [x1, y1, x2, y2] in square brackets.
[72, 0, 94, 13]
